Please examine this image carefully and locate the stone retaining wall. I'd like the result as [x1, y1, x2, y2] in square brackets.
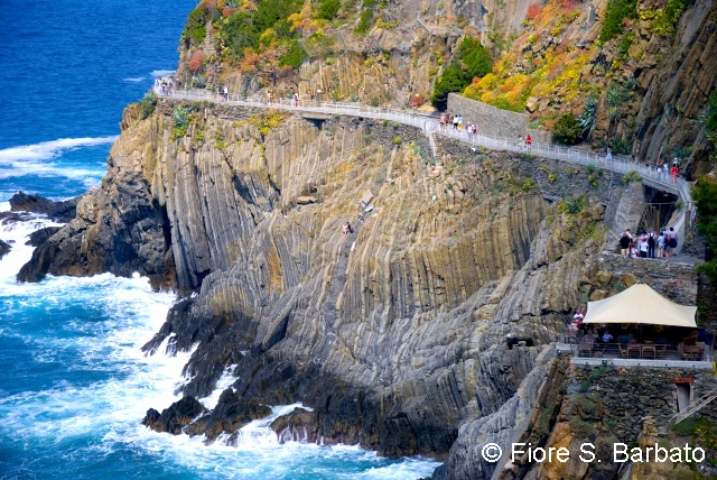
[567, 364, 717, 442]
[447, 93, 551, 144]
[590, 252, 698, 305]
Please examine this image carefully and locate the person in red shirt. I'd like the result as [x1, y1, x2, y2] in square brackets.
[526, 135, 532, 152]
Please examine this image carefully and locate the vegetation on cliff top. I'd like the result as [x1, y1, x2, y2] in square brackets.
[432, 37, 492, 111]
[693, 176, 717, 283]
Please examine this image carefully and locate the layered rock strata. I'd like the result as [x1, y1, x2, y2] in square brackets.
[20, 99, 630, 476]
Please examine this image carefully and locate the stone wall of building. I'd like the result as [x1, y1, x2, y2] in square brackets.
[567, 364, 717, 441]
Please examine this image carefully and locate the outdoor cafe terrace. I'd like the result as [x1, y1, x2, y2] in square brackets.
[557, 284, 713, 369]
[558, 332, 714, 369]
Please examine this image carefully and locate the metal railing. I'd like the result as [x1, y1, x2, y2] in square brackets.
[157, 87, 693, 234]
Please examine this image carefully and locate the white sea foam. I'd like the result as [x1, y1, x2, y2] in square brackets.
[0, 136, 118, 164]
[123, 77, 145, 83]
[200, 363, 238, 408]
[0, 219, 441, 479]
[0, 215, 63, 289]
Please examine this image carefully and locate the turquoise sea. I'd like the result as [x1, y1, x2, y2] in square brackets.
[0, 1, 439, 478]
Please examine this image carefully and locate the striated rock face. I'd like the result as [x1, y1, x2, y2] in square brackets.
[21, 97, 624, 475]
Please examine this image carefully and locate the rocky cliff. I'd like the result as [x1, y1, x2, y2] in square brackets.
[16, 0, 715, 476]
[18, 91, 629, 475]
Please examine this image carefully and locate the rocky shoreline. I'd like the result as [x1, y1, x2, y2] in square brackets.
[14, 95, 648, 477]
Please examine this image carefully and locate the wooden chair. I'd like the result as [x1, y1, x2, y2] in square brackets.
[578, 337, 595, 357]
[592, 342, 605, 358]
[655, 343, 667, 358]
[642, 344, 656, 359]
[627, 342, 642, 358]
[618, 342, 629, 358]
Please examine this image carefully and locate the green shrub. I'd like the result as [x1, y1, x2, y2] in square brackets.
[184, 7, 210, 45]
[552, 113, 583, 145]
[599, 0, 638, 42]
[672, 417, 701, 436]
[573, 394, 598, 416]
[355, 9, 374, 34]
[431, 37, 492, 110]
[579, 96, 598, 137]
[694, 176, 717, 282]
[138, 92, 158, 120]
[650, 0, 693, 37]
[559, 195, 587, 214]
[317, 0, 341, 20]
[215, 0, 302, 61]
[622, 170, 642, 184]
[279, 40, 308, 69]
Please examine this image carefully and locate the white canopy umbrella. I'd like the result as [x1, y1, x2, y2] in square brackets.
[583, 283, 697, 328]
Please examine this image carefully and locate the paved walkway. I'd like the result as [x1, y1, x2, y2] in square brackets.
[157, 87, 694, 245]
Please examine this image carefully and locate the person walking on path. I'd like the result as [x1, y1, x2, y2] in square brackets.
[605, 147, 613, 163]
[293, 92, 299, 107]
[526, 135, 532, 153]
[619, 231, 631, 256]
[647, 231, 656, 258]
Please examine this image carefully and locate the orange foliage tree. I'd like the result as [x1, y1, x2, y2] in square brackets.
[188, 51, 206, 72]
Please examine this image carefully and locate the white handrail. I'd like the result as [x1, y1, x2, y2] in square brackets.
[156, 86, 693, 235]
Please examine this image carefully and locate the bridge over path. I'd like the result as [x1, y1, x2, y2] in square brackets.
[157, 87, 694, 248]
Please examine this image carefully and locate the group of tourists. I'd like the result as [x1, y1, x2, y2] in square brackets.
[618, 227, 678, 260]
[438, 113, 478, 136]
[155, 76, 174, 96]
[645, 158, 681, 183]
[516, 135, 533, 153]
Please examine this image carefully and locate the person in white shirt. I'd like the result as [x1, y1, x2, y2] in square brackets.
[638, 238, 648, 258]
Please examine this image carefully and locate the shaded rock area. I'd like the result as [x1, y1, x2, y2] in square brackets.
[142, 396, 206, 435]
[182, 389, 272, 441]
[0, 211, 33, 224]
[9, 191, 79, 222]
[270, 407, 317, 444]
[25, 227, 61, 247]
[0, 239, 10, 260]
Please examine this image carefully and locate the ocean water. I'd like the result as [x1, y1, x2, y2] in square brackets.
[0, 1, 440, 479]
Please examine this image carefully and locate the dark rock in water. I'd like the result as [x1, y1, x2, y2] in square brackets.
[25, 227, 61, 247]
[183, 388, 272, 441]
[17, 175, 177, 290]
[0, 211, 34, 224]
[9, 191, 79, 223]
[270, 407, 317, 444]
[0, 240, 10, 260]
[141, 396, 206, 435]
[17, 242, 59, 283]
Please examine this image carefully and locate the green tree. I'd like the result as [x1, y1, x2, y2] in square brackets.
[317, 0, 341, 20]
[553, 113, 583, 145]
[693, 177, 717, 281]
[599, 0, 638, 42]
[431, 37, 492, 110]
